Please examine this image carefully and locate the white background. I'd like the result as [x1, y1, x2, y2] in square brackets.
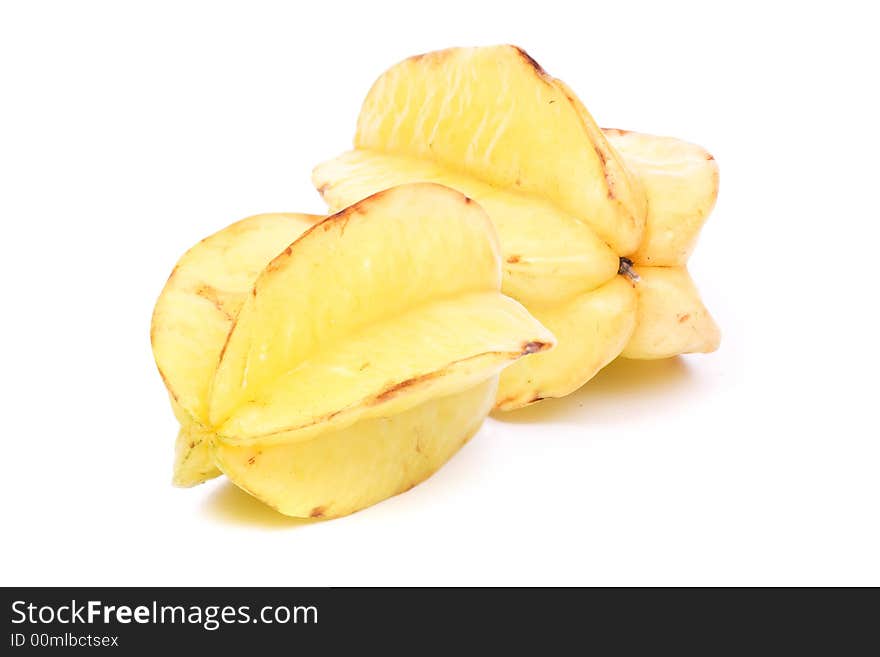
[2, 1, 878, 586]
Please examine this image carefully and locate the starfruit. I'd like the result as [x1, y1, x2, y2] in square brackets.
[313, 45, 720, 410]
[151, 184, 553, 517]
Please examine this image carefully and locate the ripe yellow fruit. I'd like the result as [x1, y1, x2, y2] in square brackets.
[313, 45, 720, 410]
[603, 128, 720, 267]
[151, 184, 554, 517]
[153, 212, 322, 487]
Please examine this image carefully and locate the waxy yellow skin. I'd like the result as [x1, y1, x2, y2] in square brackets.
[313, 45, 720, 409]
[153, 212, 323, 486]
[151, 184, 554, 517]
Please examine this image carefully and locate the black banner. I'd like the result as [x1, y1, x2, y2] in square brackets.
[2, 587, 875, 651]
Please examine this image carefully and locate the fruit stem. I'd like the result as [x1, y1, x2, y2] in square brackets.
[618, 257, 640, 282]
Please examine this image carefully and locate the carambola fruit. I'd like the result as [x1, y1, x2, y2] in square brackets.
[151, 184, 554, 517]
[313, 45, 720, 410]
